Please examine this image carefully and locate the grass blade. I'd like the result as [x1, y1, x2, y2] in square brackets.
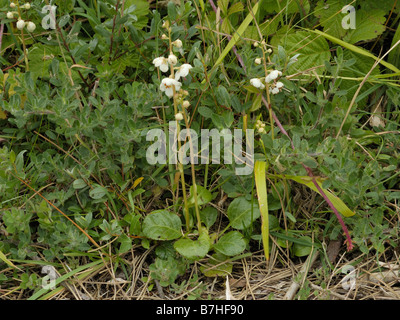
[283, 175, 355, 217]
[254, 160, 269, 261]
[309, 29, 400, 74]
[210, 2, 259, 73]
[0, 249, 22, 271]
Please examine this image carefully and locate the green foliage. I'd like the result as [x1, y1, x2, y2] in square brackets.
[0, 0, 399, 295]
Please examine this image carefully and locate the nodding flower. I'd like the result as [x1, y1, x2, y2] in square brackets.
[173, 39, 182, 48]
[265, 70, 282, 83]
[174, 64, 193, 81]
[175, 112, 184, 121]
[153, 57, 169, 73]
[250, 78, 265, 90]
[160, 78, 182, 98]
[27, 21, 36, 32]
[168, 53, 178, 66]
[16, 19, 26, 30]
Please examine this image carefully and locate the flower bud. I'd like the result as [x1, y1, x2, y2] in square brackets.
[182, 100, 190, 108]
[254, 58, 262, 65]
[10, 2, 16, 8]
[16, 19, 25, 30]
[26, 21, 36, 32]
[168, 53, 177, 65]
[6, 12, 14, 19]
[173, 39, 182, 48]
[24, 3, 31, 9]
[175, 112, 183, 121]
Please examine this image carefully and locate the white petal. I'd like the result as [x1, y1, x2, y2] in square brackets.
[159, 63, 169, 73]
[275, 81, 284, 89]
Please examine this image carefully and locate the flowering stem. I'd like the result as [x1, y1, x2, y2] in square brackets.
[167, 29, 192, 232]
[15, 0, 29, 71]
[181, 107, 202, 231]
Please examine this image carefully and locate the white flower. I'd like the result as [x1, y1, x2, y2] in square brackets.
[258, 127, 265, 133]
[175, 112, 184, 121]
[254, 58, 262, 65]
[250, 78, 265, 90]
[275, 81, 284, 89]
[10, 2, 16, 8]
[160, 78, 182, 98]
[265, 70, 282, 83]
[6, 12, 14, 19]
[173, 39, 182, 48]
[182, 100, 190, 108]
[161, 34, 168, 39]
[266, 49, 272, 54]
[168, 53, 178, 65]
[16, 19, 25, 30]
[26, 21, 36, 32]
[174, 63, 192, 81]
[24, 3, 31, 9]
[269, 87, 280, 95]
[153, 56, 169, 73]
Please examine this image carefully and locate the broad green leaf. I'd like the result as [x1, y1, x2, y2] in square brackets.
[281, 31, 331, 74]
[293, 236, 313, 257]
[215, 85, 231, 109]
[344, 9, 386, 44]
[198, 106, 214, 119]
[315, 1, 386, 44]
[283, 175, 355, 217]
[200, 206, 218, 229]
[73, 179, 87, 189]
[118, 234, 132, 254]
[125, 0, 150, 29]
[89, 185, 107, 199]
[314, 0, 347, 40]
[227, 196, 260, 230]
[214, 231, 246, 256]
[167, 1, 177, 20]
[142, 210, 181, 240]
[227, 2, 244, 16]
[174, 232, 211, 260]
[188, 185, 213, 207]
[254, 160, 270, 261]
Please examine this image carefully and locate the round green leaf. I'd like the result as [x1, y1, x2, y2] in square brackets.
[214, 231, 246, 256]
[142, 210, 182, 240]
[293, 236, 313, 257]
[200, 207, 218, 229]
[89, 186, 107, 199]
[227, 197, 260, 230]
[174, 232, 211, 260]
[73, 179, 87, 190]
